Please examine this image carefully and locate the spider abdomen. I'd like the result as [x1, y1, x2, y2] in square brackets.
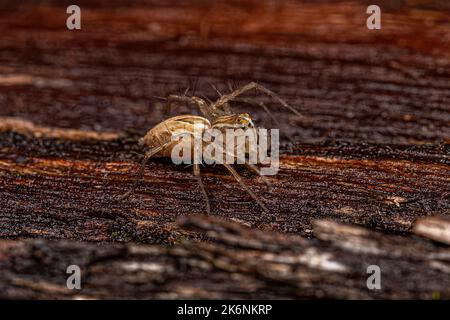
[139, 115, 211, 158]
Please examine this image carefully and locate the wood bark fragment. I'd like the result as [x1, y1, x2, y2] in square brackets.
[413, 216, 450, 246]
[0, 215, 449, 299]
[0, 117, 119, 141]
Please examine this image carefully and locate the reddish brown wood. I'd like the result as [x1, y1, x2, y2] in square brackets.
[0, 0, 449, 299]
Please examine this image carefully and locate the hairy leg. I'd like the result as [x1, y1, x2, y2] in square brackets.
[244, 162, 272, 189]
[222, 163, 269, 213]
[214, 101, 233, 115]
[212, 82, 302, 118]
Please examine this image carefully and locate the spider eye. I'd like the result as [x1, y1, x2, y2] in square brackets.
[238, 114, 251, 123]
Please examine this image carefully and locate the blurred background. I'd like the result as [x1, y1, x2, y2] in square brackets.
[0, 0, 449, 144]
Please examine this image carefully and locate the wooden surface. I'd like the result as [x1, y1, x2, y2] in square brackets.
[1, 215, 450, 299]
[0, 0, 449, 299]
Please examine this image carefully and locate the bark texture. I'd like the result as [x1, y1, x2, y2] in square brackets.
[0, 0, 449, 299]
[1, 215, 450, 299]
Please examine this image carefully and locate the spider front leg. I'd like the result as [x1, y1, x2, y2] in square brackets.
[212, 82, 302, 118]
[215, 102, 233, 116]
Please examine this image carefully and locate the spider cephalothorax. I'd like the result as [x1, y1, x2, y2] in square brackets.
[212, 113, 254, 130]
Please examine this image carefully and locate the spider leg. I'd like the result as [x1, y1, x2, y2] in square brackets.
[212, 82, 302, 117]
[164, 94, 191, 119]
[214, 102, 233, 115]
[200, 94, 214, 105]
[222, 163, 269, 213]
[194, 163, 211, 214]
[119, 143, 169, 201]
[244, 162, 272, 190]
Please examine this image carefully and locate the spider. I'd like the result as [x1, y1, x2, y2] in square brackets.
[120, 82, 301, 214]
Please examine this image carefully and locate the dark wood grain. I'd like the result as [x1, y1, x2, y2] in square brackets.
[1, 215, 449, 299]
[0, 0, 449, 299]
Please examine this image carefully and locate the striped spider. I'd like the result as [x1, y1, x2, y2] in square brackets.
[121, 82, 301, 214]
